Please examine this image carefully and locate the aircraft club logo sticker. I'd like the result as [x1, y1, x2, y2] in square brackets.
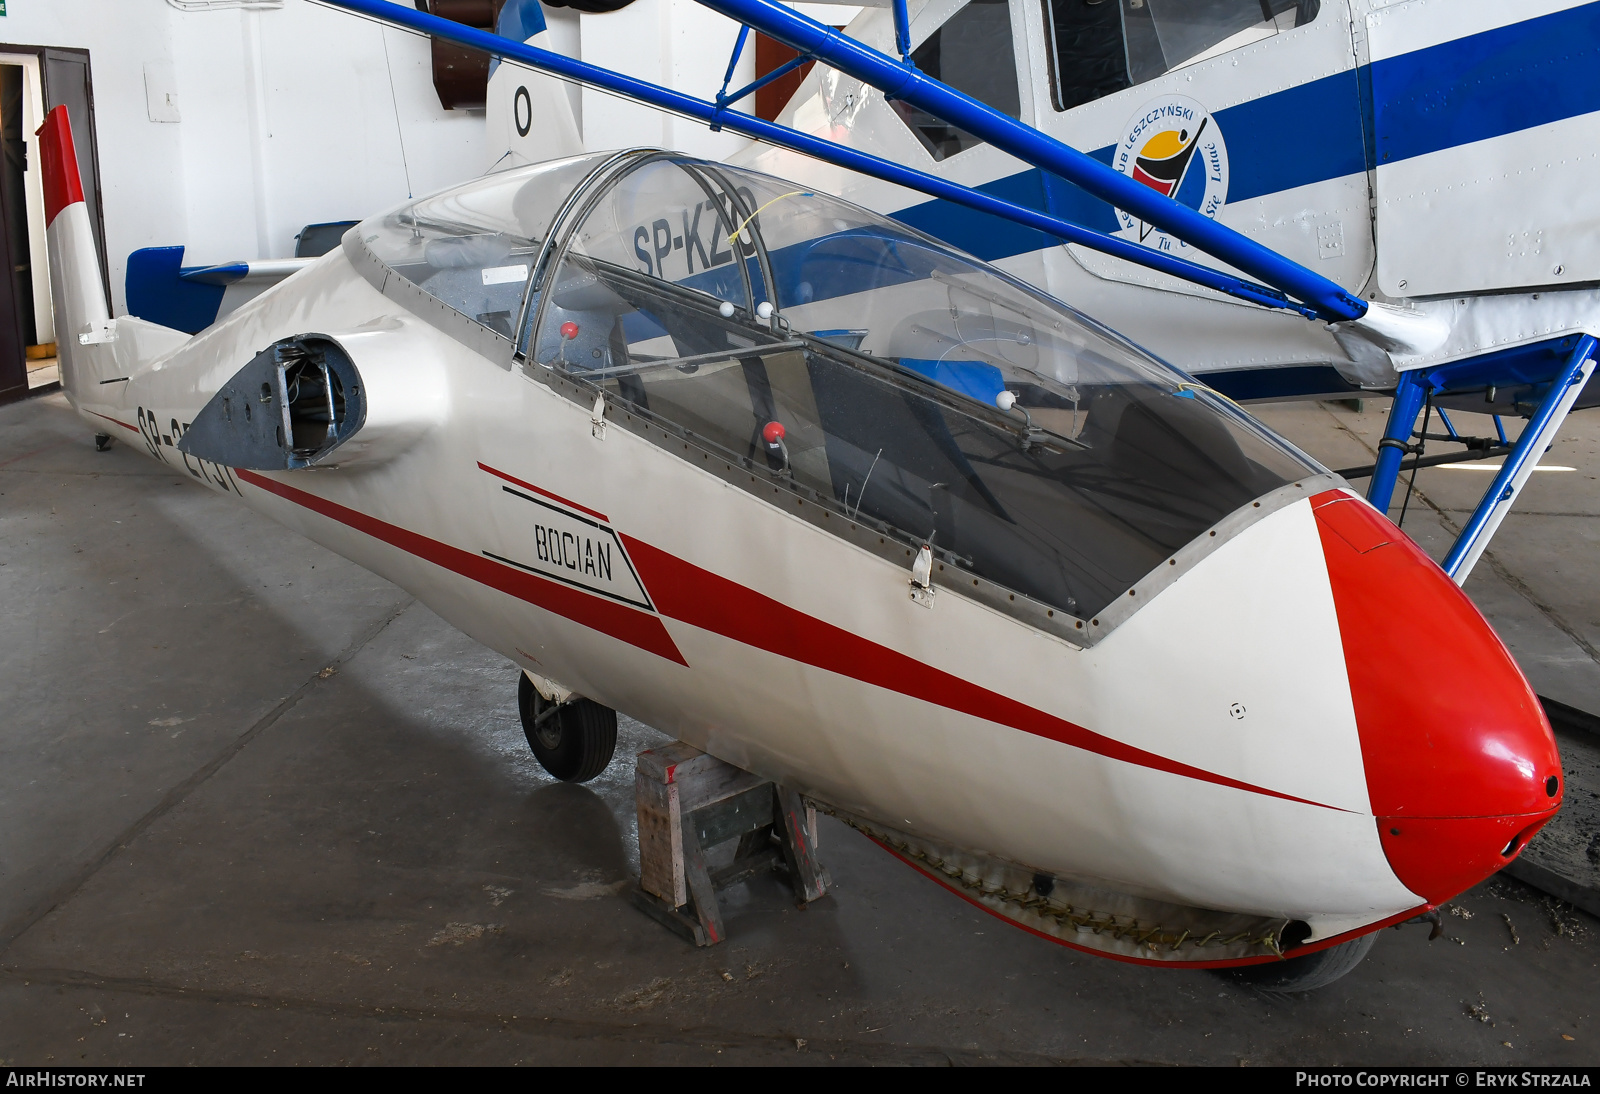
[1112, 96, 1229, 253]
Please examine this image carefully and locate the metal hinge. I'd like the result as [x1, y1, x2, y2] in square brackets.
[909, 543, 935, 608]
[78, 320, 116, 346]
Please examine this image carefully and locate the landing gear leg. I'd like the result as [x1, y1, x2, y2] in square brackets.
[517, 671, 617, 783]
[94, 433, 113, 452]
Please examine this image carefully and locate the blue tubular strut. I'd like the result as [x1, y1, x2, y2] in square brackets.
[719, 50, 814, 111]
[1435, 407, 1461, 441]
[716, 24, 750, 104]
[316, 0, 1316, 316]
[891, 0, 913, 63]
[694, 0, 1367, 322]
[1366, 369, 1429, 514]
[1440, 336, 1596, 580]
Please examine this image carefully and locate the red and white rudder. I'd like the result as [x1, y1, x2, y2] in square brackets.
[37, 104, 113, 397]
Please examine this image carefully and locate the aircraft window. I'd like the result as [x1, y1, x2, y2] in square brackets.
[1044, 0, 1319, 112]
[535, 158, 1320, 620]
[360, 152, 609, 340]
[890, 0, 1021, 161]
[531, 158, 756, 373]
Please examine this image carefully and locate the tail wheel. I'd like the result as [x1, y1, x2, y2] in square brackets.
[1224, 932, 1377, 992]
[517, 672, 617, 783]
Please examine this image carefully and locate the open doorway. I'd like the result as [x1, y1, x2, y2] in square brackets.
[0, 46, 107, 407]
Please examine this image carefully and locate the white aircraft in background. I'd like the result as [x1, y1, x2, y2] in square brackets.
[131, 0, 1600, 453]
[481, 0, 1600, 417]
[43, 60, 1563, 999]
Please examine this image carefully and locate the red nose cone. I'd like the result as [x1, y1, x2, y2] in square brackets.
[1312, 491, 1562, 904]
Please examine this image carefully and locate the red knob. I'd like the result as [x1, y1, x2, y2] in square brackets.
[559, 321, 579, 340]
[762, 421, 786, 444]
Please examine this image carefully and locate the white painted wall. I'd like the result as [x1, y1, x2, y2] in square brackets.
[542, 5, 584, 130]
[577, 0, 754, 161]
[481, 0, 866, 166]
[168, 2, 486, 267]
[0, 0, 483, 313]
[485, 0, 756, 175]
[0, 0, 854, 320]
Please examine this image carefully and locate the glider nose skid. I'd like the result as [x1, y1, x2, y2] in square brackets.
[1312, 490, 1562, 906]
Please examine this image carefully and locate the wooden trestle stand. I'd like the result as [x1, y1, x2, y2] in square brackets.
[632, 742, 829, 945]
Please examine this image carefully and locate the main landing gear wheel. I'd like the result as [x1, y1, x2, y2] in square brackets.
[1224, 932, 1377, 992]
[517, 671, 617, 783]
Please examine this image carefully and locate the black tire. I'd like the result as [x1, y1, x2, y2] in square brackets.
[517, 672, 617, 783]
[1224, 932, 1376, 992]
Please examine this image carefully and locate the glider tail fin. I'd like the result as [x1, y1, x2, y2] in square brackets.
[37, 104, 113, 396]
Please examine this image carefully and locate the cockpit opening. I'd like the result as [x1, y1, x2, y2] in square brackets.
[355, 151, 1325, 624]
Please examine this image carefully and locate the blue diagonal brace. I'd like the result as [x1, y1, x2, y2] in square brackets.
[717, 25, 751, 104]
[1442, 335, 1596, 583]
[720, 50, 814, 111]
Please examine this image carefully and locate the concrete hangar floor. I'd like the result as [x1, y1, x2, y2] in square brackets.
[0, 389, 1595, 1067]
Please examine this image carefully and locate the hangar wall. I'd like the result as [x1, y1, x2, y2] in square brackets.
[167, 2, 483, 270]
[575, 0, 755, 161]
[0, 0, 481, 313]
[483, 1, 862, 187]
[2, 0, 851, 320]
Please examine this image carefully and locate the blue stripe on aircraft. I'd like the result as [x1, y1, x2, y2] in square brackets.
[1213, 69, 1367, 202]
[1370, 2, 1600, 164]
[890, 148, 1124, 263]
[887, 3, 1600, 262]
[892, 169, 1080, 264]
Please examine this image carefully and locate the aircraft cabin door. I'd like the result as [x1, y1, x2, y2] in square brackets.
[1020, 0, 1373, 307]
[1366, 1, 1600, 297]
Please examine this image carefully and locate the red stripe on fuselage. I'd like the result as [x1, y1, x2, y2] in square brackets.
[622, 535, 1343, 810]
[234, 468, 686, 665]
[90, 411, 140, 434]
[478, 462, 609, 521]
[36, 105, 85, 227]
[237, 466, 1338, 808]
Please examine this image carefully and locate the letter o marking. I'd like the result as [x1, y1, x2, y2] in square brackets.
[514, 86, 532, 137]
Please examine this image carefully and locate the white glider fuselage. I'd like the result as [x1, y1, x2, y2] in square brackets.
[44, 117, 1560, 969]
[77, 249, 1410, 934]
[70, 240, 1543, 956]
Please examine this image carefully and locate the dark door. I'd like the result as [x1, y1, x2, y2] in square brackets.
[2, 66, 35, 350]
[0, 48, 109, 406]
[41, 48, 109, 310]
[0, 64, 28, 404]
